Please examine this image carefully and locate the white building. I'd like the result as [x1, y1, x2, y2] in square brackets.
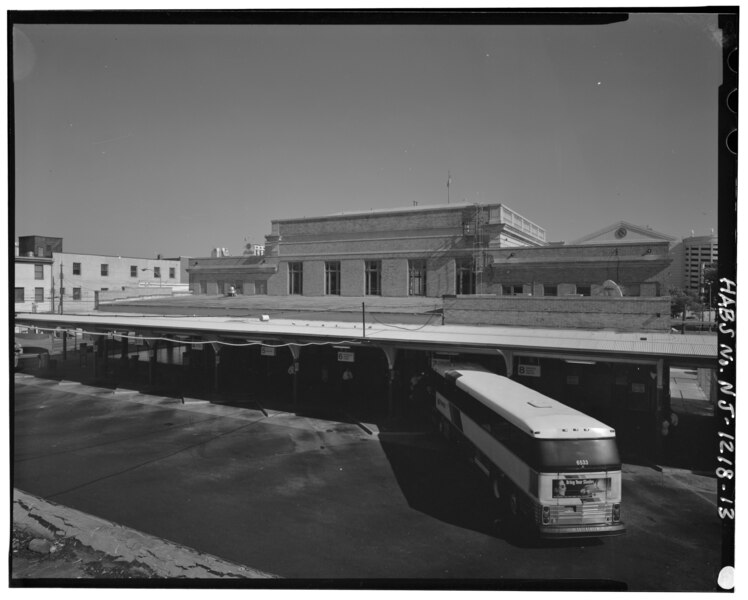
[14, 236, 186, 314]
[54, 252, 185, 312]
[14, 244, 55, 313]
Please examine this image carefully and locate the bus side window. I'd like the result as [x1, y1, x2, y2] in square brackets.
[449, 405, 463, 431]
[490, 418, 513, 442]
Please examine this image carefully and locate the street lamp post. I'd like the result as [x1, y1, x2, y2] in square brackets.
[141, 267, 162, 288]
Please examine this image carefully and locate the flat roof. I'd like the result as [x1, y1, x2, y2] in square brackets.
[14, 312, 717, 365]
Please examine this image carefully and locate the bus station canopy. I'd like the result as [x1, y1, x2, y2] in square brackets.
[14, 312, 717, 368]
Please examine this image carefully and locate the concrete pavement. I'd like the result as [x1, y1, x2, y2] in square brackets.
[669, 367, 713, 417]
[12, 373, 723, 587]
[13, 489, 277, 579]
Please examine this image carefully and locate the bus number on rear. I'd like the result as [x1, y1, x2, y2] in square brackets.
[576, 459, 589, 466]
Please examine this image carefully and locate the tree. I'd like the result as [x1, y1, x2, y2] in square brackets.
[669, 287, 702, 319]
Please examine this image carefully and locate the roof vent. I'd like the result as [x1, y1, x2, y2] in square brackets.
[528, 400, 553, 408]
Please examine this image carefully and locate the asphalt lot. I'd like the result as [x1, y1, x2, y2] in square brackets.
[12, 374, 723, 589]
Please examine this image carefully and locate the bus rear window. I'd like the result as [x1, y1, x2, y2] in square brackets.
[536, 438, 621, 471]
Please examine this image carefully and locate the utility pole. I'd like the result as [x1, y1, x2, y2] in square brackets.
[447, 171, 451, 204]
[59, 262, 64, 314]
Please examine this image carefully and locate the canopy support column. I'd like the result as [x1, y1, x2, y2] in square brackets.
[381, 346, 398, 418]
[289, 345, 301, 408]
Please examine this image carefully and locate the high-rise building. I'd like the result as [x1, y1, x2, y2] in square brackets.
[668, 233, 718, 295]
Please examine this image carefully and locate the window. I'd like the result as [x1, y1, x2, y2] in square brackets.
[455, 259, 475, 295]
[217, 280, 225, 294]
[544, 285, 558, 297]
[101, 264, 109, 276]
[73, 262, 81, 275]
[289, 262, 303, 295]
[409, 260, 427, 296]
[130, 265, 137, 277]
[100, 288, 109, 292]
[537, 439, 621, 472]
[325, 261, 341, 295]
[73, 288, 81, 300]
[169, 267, 176, 279]
[577, 285, 591, 296]
[200, 281, 208, 294]
[502, 284, 524, 296]
[34, 264, 44, 280]
[365, 260, 381, 296]
[255, 280, 267, 295]
[15, 288, 24, 303]
[154, 266, 161, 278]
[234, 282, 244, 295]
[35, 287, 44, 302]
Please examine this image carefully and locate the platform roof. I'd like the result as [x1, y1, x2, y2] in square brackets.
[15, 312, 717, 367]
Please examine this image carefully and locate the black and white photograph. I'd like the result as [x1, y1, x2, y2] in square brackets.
[8, 4, 738, 592]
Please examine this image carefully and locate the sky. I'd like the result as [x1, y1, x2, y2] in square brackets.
[12, 11, 722, 259]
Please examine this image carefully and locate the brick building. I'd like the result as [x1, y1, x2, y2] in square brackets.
[490, 220, 676, 298]
[188, 206, 676, 301]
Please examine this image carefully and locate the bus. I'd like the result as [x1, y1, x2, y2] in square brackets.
[430, 359, 625, 538]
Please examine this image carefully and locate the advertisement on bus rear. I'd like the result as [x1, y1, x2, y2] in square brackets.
[553, 477, 609, 499]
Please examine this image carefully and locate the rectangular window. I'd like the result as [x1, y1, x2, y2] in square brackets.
[409, 260, 427, 296]
[217, 280, 225, 295]
[14, 288, 24, 303]
[35, 287, 44, 302]
[72, 262, 81, 275]
[455, 259, 475, 295]
[73, 288, 81, 300]
[34, 264, 44, 280]
[365, 260, 381, 296]
[255, 280, 267, 295]
[200, 281, 207, 294]
[234, 282, 244, 295]
[101, 264, 109, 276]
[169, 267, 176, 279]
[100, 288, 108, 292]
[130, 265, 137, 277]
[289, 262, 303, 295]
[325, 261, 341, 295]
[502, 284, 525, 296]
[154, 266, 161, 278]
[577, 285, 591, 296]
[544, 285, 558, 297]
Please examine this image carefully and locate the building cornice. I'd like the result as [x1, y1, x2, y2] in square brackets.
[15, 256, 53, 264]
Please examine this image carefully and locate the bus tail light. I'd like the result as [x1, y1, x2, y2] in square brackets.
[542, 505, 550, 524]
[613, 504, 621, 522]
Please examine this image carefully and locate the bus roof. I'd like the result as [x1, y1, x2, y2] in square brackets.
[435, 365, 616, 440]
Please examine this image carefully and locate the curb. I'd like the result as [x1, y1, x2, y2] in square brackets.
[13, 489, 278, 579]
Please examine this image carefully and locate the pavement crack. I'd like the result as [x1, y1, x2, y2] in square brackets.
[45, 417, 269, 501]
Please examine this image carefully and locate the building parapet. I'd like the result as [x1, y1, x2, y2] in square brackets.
[443, 295, 672, 332]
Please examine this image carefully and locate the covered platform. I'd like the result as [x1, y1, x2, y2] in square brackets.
[14, 311, 717, 464]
